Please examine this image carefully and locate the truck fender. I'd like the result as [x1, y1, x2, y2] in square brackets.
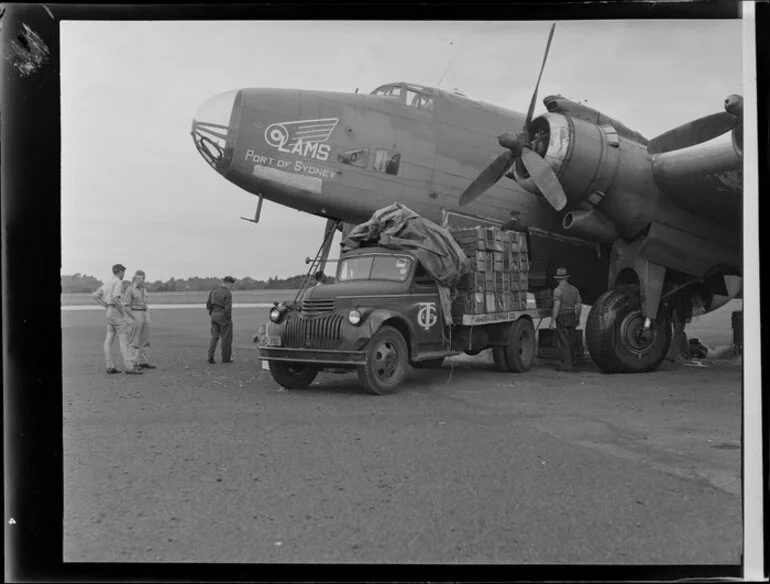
[359, 309, 417, 358]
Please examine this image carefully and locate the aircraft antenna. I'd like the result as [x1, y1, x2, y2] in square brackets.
[436, 41, 459, 89]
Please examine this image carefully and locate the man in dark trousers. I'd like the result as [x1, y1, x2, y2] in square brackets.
[206, 276, 235, 364]
[549, 267, 582, 372]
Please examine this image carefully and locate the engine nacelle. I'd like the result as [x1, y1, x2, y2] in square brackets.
[511, 112, 660, 239]
[512, 113, 621, 207]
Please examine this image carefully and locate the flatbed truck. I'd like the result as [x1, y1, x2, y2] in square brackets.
[258, 246, 550, 395]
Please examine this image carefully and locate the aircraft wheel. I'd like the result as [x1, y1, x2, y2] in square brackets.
[412, 358, 445, 369]
[357, 326, 408, 395]
[464, 347, 484, 356]
[505, 318, 535, 372]
[586, 285, 671, 373]
[268, 361, 319, 389]
[492, 345, 511, 372]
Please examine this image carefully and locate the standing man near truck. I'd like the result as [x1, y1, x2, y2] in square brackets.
[206, 276, 235, 364]
[549, 267, 582, 372]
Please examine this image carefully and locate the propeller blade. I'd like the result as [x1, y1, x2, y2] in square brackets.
[459, 150, 515, 206]
[525, 23, 556, 127]
[647, 111, 739, 155]
[520, 148, 568, 211]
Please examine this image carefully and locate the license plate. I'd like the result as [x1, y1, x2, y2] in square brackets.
[266, 335, 282, 347]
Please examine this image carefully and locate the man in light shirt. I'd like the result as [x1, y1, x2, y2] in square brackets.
[122, 269, 156, 372]
[92, 263, 140, 374]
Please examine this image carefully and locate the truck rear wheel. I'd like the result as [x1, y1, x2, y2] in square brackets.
[505, 318, 535, 372]
[268, 361, 319, 389]
[357, 326, 408, 395]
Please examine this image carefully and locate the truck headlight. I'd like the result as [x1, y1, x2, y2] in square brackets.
[269, 307, 282, 323]
[348, 309, 362, 325]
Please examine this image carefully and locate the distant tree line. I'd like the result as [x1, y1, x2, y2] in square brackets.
[61, 273, 334, 293]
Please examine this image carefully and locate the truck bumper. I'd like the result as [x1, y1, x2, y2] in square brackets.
[258, 346, 367, 365]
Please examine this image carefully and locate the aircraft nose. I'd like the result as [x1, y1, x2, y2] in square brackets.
[191, 89, 241, 172]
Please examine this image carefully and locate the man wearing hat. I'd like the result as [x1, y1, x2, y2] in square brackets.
[122, 269, 156, 372]
[549, 267, 582, 372]
[92, 263, 136, 374]
[206, 276, 235, 364]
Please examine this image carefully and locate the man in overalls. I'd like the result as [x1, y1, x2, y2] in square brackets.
[549, 267, 582, 372]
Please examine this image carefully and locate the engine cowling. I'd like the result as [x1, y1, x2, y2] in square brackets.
[511, 112, 659, 241]
[512, 113, 621, 207]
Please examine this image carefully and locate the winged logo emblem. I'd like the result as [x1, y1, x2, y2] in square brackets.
[264, 118, 339, 150]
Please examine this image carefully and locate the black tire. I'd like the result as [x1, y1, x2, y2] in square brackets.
[412, 358, 445, 369]
[357, 326, 409, 395]
[268, 361, 319, 389]
[505, 318, 536, 372]
[492, 345, 510, 372]
[464, 347, 484, 356]
[586, 285, 671, 373]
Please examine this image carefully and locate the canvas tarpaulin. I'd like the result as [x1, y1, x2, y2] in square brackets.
[341, 203, 471, 325]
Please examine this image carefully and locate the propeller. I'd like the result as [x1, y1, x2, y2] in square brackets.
[460, 24, 568, 211]
[647, 94, 742, 155]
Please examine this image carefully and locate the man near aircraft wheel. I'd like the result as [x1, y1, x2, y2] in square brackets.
[206, 276, 235, 364]
[122, 269, 156, 372]
[549, 267, 582, 372]
[92, 263, 136, 374]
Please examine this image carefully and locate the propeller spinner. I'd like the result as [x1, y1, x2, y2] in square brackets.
[460, 24, 568, 211]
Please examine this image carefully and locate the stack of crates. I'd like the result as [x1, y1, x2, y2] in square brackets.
[451, 226, 530, 316]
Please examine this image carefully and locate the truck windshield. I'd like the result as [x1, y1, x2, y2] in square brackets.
[338, 255, 413, 282]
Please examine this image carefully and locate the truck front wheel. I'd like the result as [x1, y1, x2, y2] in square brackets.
[357, 326, 408, 395]
[268, 361, 319, 389]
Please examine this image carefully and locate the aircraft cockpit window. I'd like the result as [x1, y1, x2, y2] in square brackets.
[405, 89, 420, 108]
[337, 147, 370, 168]
[418, 95, 434, 110]
[374, 149, 401, 175]
[372, 85, 404, 99]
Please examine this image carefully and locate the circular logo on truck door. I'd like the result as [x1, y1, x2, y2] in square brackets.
[417, 302, 438, 331]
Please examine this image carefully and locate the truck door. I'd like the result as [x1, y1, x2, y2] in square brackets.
[408, 263, 445, 353]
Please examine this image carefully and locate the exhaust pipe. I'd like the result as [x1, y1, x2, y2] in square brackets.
[562, 208, 620, 243]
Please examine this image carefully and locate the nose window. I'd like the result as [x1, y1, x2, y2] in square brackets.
[191, 90, 239, 171]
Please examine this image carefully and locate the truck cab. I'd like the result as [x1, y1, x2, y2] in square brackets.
[259, 246, 456, 394]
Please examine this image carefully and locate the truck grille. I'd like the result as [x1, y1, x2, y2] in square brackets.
[284, 312, 344, 350]
[301, 298, 335, 315]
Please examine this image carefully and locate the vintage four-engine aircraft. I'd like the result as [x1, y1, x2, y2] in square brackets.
[190, 25, 742, 374]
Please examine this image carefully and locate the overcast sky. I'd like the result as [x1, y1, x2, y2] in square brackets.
[61, 19, 743, 283]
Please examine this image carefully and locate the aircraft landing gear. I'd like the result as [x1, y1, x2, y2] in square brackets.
[586, 284, 671, 373]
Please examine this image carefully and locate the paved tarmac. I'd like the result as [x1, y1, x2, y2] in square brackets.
[62, 306, 743, 564]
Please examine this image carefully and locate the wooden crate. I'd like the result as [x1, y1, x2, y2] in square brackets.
[494, 271, 505, 294]
[485, 291, 497, 313]
[457, 272, 485, 293]
[518, 252, 530, 272]
[452, 226, 486, 251]
[492, 251, 504, 272]
[484, 271, 495, 292]
[452, 291, 486, 315]
[466, 249, 489, 272]
[483, 227, 504, 252]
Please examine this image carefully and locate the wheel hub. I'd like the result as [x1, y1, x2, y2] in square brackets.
[620, 311, 657, 353]
[374, 341, 398, 380]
